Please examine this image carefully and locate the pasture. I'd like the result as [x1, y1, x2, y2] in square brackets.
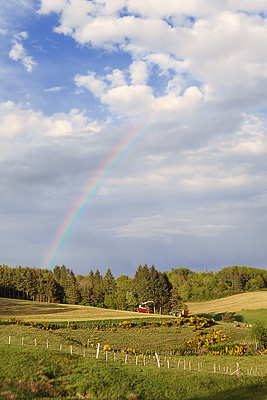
[1, 294, 267, 399]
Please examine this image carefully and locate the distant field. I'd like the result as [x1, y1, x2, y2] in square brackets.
[187, 291, 267, 314]
[0, 298, 167, 322]
[1, 291, 267, 323]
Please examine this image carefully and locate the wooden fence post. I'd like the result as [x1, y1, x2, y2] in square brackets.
[231, 362, 245, 377]
[8, 336, 11, 345]
[96, 343, 100, 359]
[155, 353, 160, 368]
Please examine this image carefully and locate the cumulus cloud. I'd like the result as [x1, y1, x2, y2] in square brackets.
[36, 0, 267, 125]
[74, 71, 107, 96]
[38, 0, 68, 15]
[0, 102, 102, 145]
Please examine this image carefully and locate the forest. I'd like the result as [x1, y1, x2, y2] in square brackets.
[0, 264, 267, 312]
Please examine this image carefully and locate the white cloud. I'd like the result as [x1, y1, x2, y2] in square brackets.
[9, 31, 36, 72]
[102, 84, 155, 115]
[129, 60, 148, 85]
[112, 214, 233, 240]
[74, 71, 107, 96]
[38, 0, 68, 15]
[42, 1, 267, 99]
[0, 102, 102, 145]
[14, 31, 28, 40]
[106, 69, 126, 88]
[44, 86, 65, 92]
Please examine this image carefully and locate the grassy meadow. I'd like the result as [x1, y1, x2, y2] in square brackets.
[1, 294, 267, 399]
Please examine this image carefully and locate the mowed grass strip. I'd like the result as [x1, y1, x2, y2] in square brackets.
[0, 298, 168, 322]
[187, 291, 267, 315]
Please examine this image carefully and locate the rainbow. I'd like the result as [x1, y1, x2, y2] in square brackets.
[44, 113, 159, 270]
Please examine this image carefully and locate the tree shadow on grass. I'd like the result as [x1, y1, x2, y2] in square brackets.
[197, 312, 244, 322]
[0, 300, 79, 316]
[188, 382, 267, 400]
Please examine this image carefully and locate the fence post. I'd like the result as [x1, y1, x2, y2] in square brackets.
[96, 343, 100, 359]
[106, 351, 108, 361]
[155, 353, 160, 368]
[125, 354, 128, 364]
[9, 336, 11, 345]
[34, 338, 37, 346]
[70, 345, 72, 355]
[60, 343, 62, 351]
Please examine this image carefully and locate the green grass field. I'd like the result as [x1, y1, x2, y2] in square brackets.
[1, 343, 267, 400]
[1, 294, 267, 399]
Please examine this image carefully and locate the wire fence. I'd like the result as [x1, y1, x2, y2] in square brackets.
[2, 335, 266, 377]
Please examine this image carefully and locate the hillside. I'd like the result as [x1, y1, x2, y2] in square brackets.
[0, 297, 162, 322]
[1, 291, 267, 322]
[187, 291, 267, 314]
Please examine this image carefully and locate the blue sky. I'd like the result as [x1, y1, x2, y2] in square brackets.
[1, 0, 267, 277]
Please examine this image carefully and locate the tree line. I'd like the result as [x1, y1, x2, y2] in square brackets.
[0, 264, 267, 312]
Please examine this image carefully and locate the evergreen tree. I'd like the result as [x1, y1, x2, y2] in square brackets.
[68, 270, 80, 304]
[45, 271, 58, 303]
[133, 264, 152, 303]
[126, 291, 138, 310]
[103, 268, 116, 296]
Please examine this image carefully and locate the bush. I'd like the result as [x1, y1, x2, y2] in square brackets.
[222, 313, 235, 323]
[249, 321, 267, 348]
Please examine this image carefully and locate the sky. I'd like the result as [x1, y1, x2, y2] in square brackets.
[1, 0, 267, 277]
